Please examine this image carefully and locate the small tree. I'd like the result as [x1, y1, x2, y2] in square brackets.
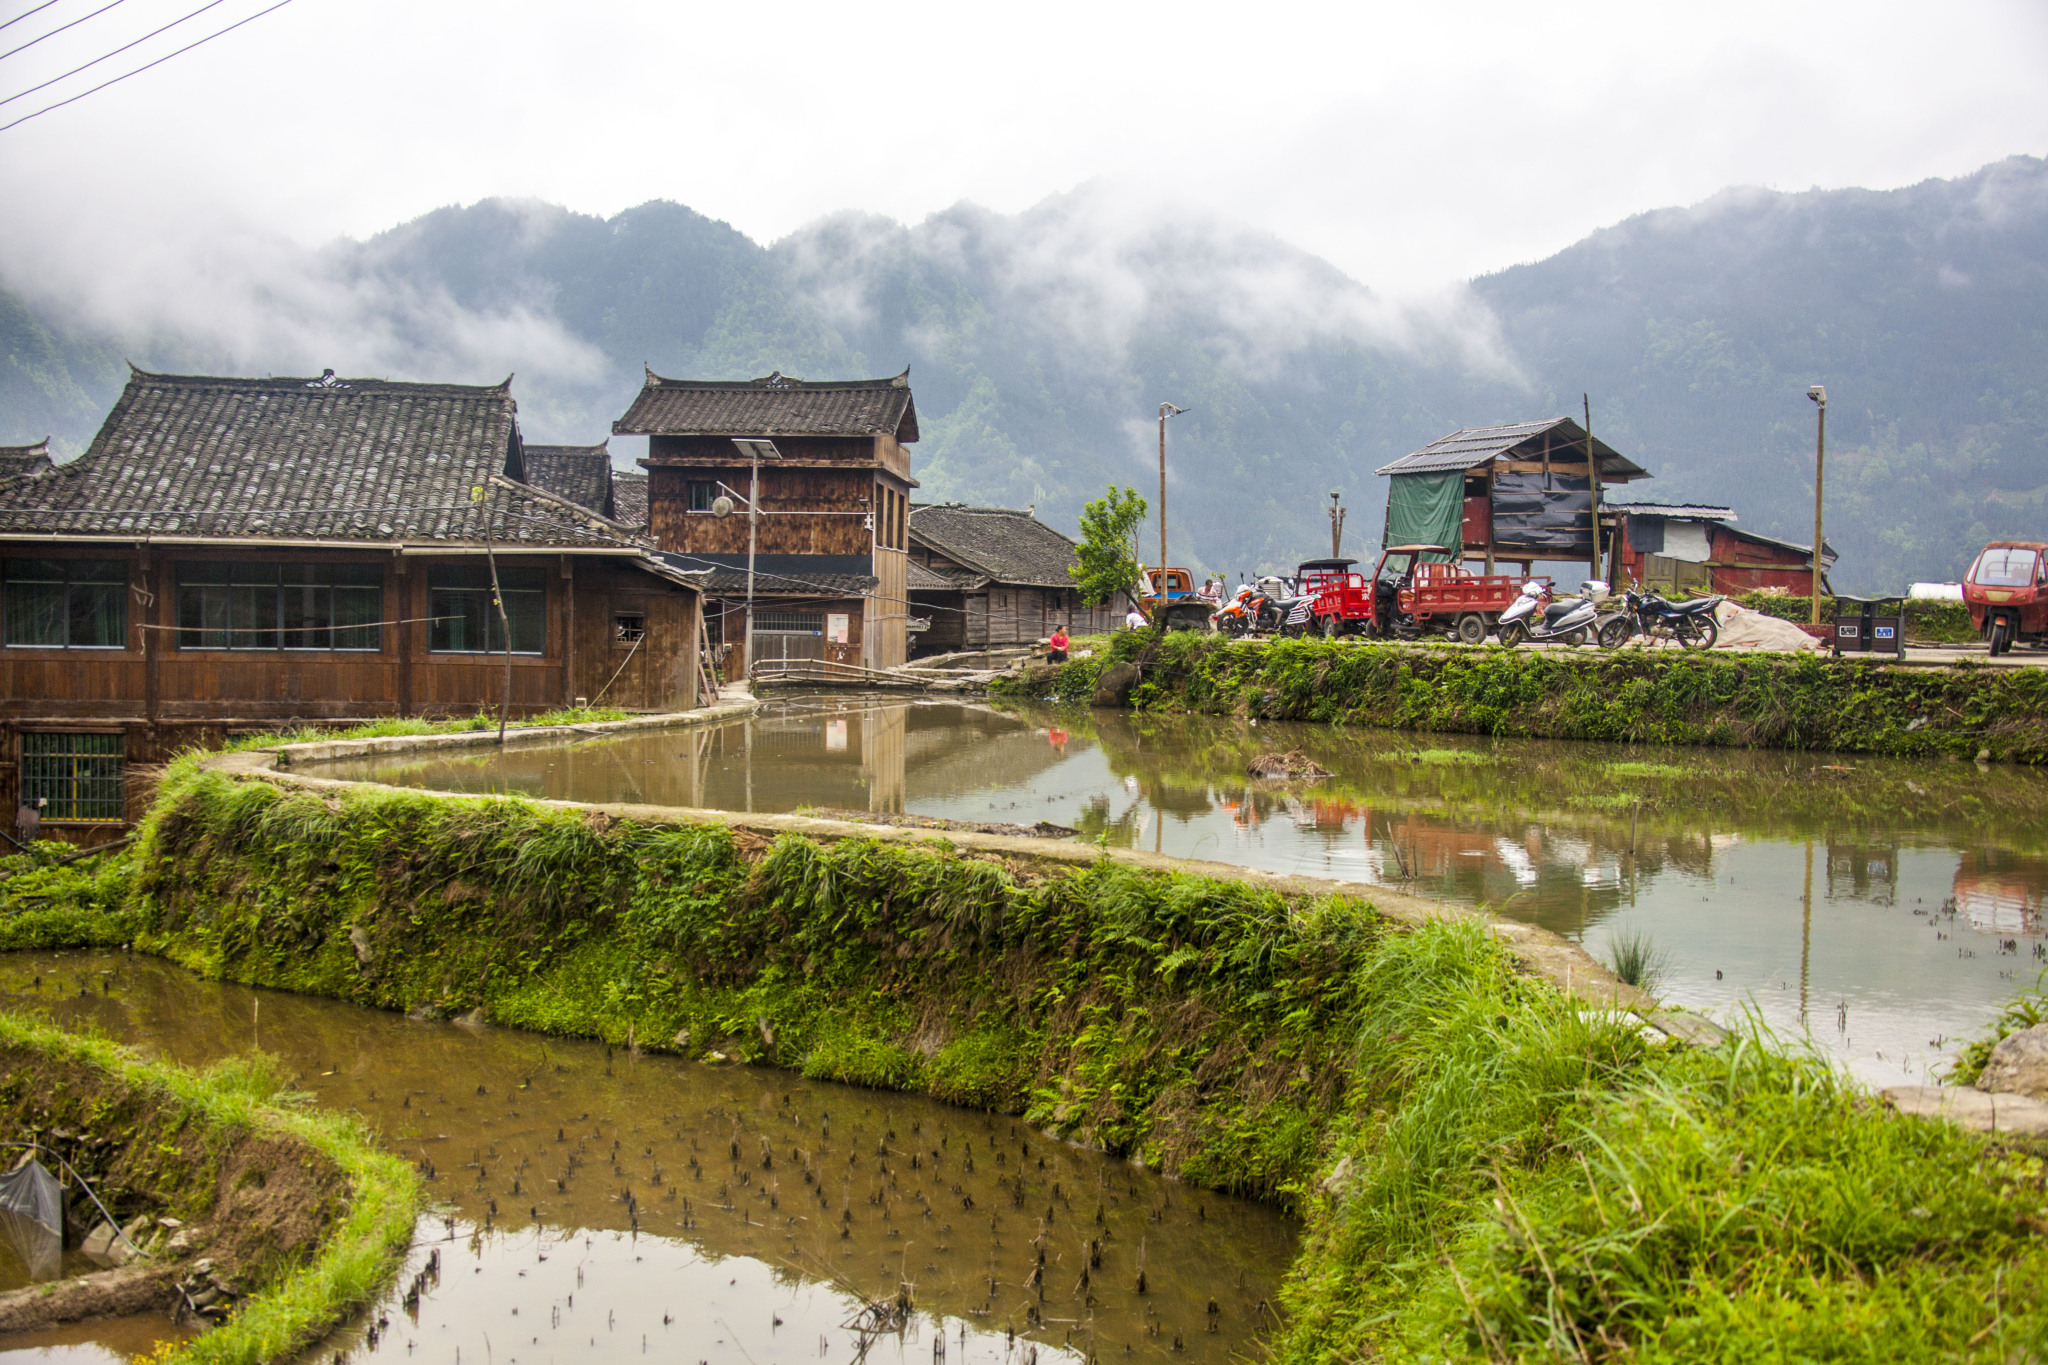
[1071, 484, 1148, 608]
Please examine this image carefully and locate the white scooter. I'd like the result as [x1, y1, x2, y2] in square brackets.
[1495, 580, 1601, 648]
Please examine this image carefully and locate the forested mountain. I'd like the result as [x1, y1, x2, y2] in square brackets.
[4, 156, 2044, 590]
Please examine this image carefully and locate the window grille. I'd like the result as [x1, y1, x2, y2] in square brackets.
[752, 611, 822, 635]
[613, 613, 646, 643]
[20, 733, 125, 823]
[4, 559, 127, 649]
[176, 561, 382, 651]
[428, 564, 546, 655]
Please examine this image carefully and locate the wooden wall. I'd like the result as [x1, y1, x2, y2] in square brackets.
[651, 465, 877, 557]
[0, 542, 700, 839]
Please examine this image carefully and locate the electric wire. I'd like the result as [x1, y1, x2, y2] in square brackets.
[0, 1, 65, 36]
[0, 0, 226, 108]
[0, 0, 293, 134]
[0, 0, 123, 63]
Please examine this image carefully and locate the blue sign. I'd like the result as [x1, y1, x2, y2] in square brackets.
[1874, 625, 1896, 639]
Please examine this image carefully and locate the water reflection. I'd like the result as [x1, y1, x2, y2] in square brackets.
[0, 954, 1293, 1365]
[316, 700, 2048, 1085]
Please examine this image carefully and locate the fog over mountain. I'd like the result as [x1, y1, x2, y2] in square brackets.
[4, 155, 2044, 591]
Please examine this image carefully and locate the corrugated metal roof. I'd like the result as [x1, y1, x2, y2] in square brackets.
[1607, 502, 1736, 521]
[1375, 417, 1649, 480]
[613, 368, 918, 441]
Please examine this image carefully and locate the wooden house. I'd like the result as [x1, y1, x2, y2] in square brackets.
[1608, 502, 1837, 595]
[614, 368, 918, 677]
[0, 369, 704, 840]
[906, 504, 1123, 654]
[1376, 418, 1650, 573]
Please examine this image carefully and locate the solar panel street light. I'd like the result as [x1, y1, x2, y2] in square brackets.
[731, 438, 784, 683]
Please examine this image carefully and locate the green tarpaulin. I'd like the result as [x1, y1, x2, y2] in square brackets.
[1383, 471, 1463, 559]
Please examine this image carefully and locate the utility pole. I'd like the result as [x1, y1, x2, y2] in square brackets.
[1583, 394, 1603, 583]
[1328, 490, 1346, 558]
[470, 484, 512, 745]
[1156, 402, 1186, 617]
[726, 439, 783, 682]
[1807, 386, 1827, 625]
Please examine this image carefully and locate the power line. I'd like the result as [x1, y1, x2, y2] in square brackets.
[0, 0, 292, 134]
[0, 1, 66, 36]
[0, 0, 226, 108]
[0, 0, 123, 62]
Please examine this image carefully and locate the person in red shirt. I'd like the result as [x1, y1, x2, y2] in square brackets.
[1047, 625, 1070, 663]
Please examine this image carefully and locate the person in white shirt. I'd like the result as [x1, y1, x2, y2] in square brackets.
[1125, 606, 1148, 629]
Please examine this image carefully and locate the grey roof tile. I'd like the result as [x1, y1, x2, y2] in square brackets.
[613, 369, 918, 441]
[908, 504, 1080, 589]
[523, 441, 613, 518]
[0, 369, 643, 549]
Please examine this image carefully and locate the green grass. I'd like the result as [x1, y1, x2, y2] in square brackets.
[217, 705, 640, 755]
[1407, 748, 1496, 765]
[1605, 929, 1668, 992]
[1603, 761, 1693, 778]
[0, 1013, 420, 1365]
[16, 750, 2048, 1360]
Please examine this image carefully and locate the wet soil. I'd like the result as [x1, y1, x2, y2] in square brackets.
[0, 952, 1296, 1365]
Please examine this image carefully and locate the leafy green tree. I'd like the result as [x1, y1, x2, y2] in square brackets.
[1071, 484, 1148, 607]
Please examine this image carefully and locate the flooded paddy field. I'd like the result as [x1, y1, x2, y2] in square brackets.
[318, 697, 2048, 1087]
[0, 952, 1295, 1365]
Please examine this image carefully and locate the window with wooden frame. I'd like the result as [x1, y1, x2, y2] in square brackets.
[687, 480, 720, 512]
[3, 559, 128, 649]
[428, 564, 546, 654]
[20, 732, 125, 823]
[175, 561, 382, 651]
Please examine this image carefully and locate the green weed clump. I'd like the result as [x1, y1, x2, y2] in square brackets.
[1604, 929, 1668, 991]
[996, 633, 2048, 762]
[217, 705, 640, 755]
[1949, 973, 2048, 1086]
[0, 841, 139, 949]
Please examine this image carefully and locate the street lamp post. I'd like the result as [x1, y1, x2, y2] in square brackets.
[1156, 402, 1186, 617]
[1806, 386, 1827, 626]
[1328, 490, 1346, 558]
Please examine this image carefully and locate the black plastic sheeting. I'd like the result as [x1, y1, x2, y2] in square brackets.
[1491, 469, 1594, 556]
[1626, 515, 1666, 555]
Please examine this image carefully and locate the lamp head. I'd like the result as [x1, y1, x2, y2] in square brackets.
[711, 495, 735, 518]
[1806, 385, 1827, 407]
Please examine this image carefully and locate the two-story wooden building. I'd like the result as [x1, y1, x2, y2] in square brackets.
[0, 369, 703, 838]
[613, 369, 917, 676]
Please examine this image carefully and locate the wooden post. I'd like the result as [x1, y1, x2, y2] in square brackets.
[1584, 395, 1603, 583]
[395, 557, 413, 717]
[561, 554, 576, 707]
[1483, 467, 1496, 576]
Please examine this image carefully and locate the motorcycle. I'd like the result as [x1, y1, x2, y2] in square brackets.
[1495, 580, 1600, 648]
[1215, 584, 1281, 636]
[1597, 585, 1724, 650]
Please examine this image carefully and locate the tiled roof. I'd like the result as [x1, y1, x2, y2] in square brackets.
[613, 368, 919, 442]
[0, 439, 52, 481]
[612, 471, 648, 530]
[907, 560, 970, 592]
[695, 569, 879, 596]
[908, 504, 1080, 589]
[1376, 418, 1648, 480]
[523, 441, 613, 518]
[0, 369, 642, 548]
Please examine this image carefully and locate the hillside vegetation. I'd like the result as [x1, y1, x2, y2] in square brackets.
[5, 157, 2044, 590]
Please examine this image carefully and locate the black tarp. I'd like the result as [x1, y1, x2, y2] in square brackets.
[1491, 469, 1594, 557]
[1626, 515, 1665, 555]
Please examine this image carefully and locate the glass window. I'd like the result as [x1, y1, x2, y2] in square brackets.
[20, 732, 125, 823]
[1972, 548, 2042, 588]
[175, 561, 382, 651]
[3, 559, 127, 649]
[687, 480, 719, 512]
[429, 564, 545, 654]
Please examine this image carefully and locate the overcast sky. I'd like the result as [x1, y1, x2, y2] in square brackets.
[1, 0, 2045, 295]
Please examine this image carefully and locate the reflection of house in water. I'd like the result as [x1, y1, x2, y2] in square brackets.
[1952, 849, 2048, 936]
[1827, 844, 1899, 904]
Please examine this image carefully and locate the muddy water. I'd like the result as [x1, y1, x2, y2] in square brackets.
[0, 953, 1295, 1365]
[319, 697, 2048, 1087]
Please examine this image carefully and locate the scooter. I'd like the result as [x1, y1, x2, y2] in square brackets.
[1597, 584, 1723, 649]
[1495, 580, 1600, 648]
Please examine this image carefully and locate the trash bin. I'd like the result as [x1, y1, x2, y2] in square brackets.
[1830, 595, 1907, 659]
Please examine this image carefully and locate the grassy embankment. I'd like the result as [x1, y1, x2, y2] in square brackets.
[0, 1010, 420, 1365]
[1012, 630, 2048, 762]
[0, 748, 2032, 1359]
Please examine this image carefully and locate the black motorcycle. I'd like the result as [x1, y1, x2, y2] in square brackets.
[1598, 586, 1724, 650]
